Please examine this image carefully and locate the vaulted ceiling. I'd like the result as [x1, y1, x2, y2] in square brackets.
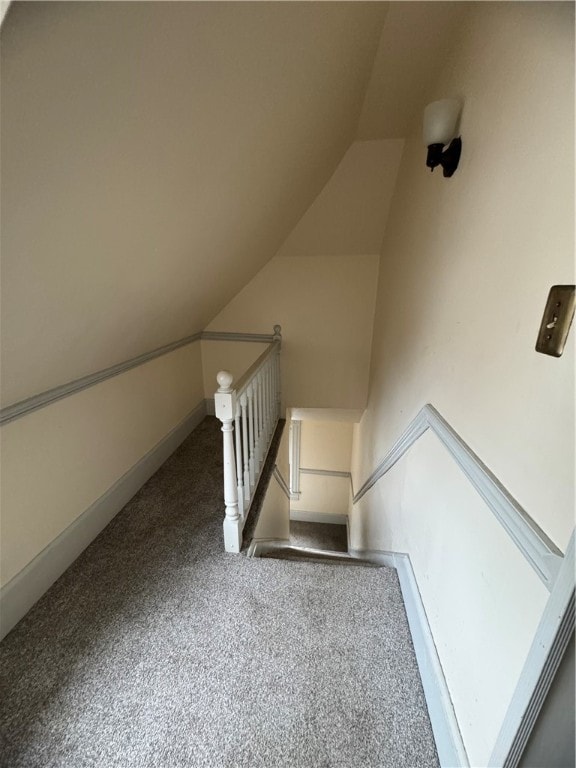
[0, 1, 466, 406]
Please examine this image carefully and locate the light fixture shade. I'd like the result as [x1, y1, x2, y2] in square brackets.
[423, 99, 461, 146]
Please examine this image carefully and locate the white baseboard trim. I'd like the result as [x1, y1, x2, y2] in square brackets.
[350, 548, 469, 768]
[0, 399, 207, 641]
[489, 530, 575, 767]
[289, 510, 348, 525]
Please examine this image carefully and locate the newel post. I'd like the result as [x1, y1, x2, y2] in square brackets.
[215, 370, 241, 553]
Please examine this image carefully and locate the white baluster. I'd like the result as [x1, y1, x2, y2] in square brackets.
[262, 368, 268, 456]
[234, 401, 244, 519]
[275, 351, 280, 419]
[240, 392, 250, 503]
[247, 383, 255, 488]
[273, 325, 282, 419]
[263, 366, 269, 450]
[263, 363, 269, 444]
[267, 359, 273, 437]
[256, 371, 263, 468]
[215, 371, 241, 553]
[254, 372, 261, 470]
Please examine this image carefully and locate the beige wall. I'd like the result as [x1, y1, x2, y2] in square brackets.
[207, 254, 379, 410]
[1, 342, 204, 587]
[277, 410, 291, 486]
[254, 425, 290, 541]
[291, 474, 350, 518]
[350, 3, 574, 764]
[200, 340, 268, 402]
[299, 419, 353, 472]
[291, 419, 353, 519]
[357, 2, 468, 140]
[207, 140, 403, 410]
[276, 140, 403, 259]
[1, 2, 386, 407]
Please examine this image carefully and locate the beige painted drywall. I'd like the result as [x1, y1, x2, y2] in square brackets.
[200, 341, 268, 402]
[277, 411, 291, 487]
[291, 474, 350, 518]
[207, 254, 379, 411]
[350, 3, 574, 764]
[0, 342, 204, 586]
[252, 474, 290, 542]
[290, 419, 353, 519]
[356, 2, 468, 140]
[0, 1, 387, 406]
[206, 140, 404, 410]
[299, 420, 353, 473]
[253, 425, 290, 541]
[276, 140, 403, 259]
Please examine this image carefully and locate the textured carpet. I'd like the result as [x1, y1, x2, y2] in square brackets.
[290, 521, 348, 553]
[0, 417, 439, 768]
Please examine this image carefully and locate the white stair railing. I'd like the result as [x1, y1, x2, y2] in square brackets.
[215, 325, 282, 552]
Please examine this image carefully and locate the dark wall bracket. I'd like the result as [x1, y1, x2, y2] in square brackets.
[426, 138, 462, 178]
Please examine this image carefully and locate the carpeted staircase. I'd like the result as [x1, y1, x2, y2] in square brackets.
[0, 417, 439, 768]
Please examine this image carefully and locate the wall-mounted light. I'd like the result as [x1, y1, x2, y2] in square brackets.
[423, 98, 462, 177]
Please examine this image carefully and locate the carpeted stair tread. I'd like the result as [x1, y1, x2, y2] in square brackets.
[289, 520, 348, 552]
[0, 416, 439, 768]
[260, 546, 382, 566]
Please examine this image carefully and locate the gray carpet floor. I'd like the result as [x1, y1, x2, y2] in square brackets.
[0, 417, 439, 768]
[290, 521, 349, 553]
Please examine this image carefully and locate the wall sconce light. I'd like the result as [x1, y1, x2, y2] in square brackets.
[423, 98, 462, 177]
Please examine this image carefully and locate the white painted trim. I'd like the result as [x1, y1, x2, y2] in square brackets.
[273, 466, 291, 499]
[489, 530, 575, 768]
[201, 330, 274, 344]
[289, 407, 363, 423]
[350, 548, 469, 768]
[352, 404, 562, 591]
[0, 329, 275, 426]
[0, 400, 207, 640]
[299, 468, 352, 480]
[289, 419, 302, 496]
[289, 510, 348, 525]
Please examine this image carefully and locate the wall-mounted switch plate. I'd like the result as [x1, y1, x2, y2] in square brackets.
[535, 285, 575, 357]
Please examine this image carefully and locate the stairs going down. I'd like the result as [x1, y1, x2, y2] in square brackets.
[251, 519, 381, 567]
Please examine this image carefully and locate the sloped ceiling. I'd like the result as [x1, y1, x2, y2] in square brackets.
[276, 139, 403, 259]
[357, 2, 468, 139]
[0, 1, 387, 405]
